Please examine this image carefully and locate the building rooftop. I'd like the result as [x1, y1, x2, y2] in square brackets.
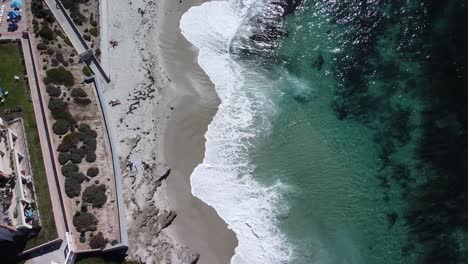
[0, 117, 38, 233]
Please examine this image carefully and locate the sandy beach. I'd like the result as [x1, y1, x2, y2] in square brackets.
[102, 0, 237, 263]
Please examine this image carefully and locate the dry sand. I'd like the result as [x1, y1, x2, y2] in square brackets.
[102, 0, 237, 263]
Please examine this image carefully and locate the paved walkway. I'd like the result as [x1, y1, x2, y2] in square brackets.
[24, 240, 67, 264]
[43, 0, 110, 83]
[21, 34, 68, 237]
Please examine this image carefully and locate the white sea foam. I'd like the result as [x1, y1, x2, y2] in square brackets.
[181, 1, 292, 263]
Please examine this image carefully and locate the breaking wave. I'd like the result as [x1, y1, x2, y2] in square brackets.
[180, 0, 294, 263]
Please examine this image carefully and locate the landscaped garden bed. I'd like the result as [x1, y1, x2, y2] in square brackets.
[29, 0, 120, 250]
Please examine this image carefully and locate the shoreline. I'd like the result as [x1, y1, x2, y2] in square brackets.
[102, 0, 237, 262]
[157, 0, 238, 263]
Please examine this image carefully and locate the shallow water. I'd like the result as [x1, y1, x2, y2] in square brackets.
[182, 0, 468, 263]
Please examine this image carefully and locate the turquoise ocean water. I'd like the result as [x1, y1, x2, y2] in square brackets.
[182, 0, 468, 263]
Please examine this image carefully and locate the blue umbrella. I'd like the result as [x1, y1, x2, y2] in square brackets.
[11, 0, 22, 9]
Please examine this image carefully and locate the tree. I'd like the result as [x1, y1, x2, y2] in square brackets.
[82, 185, 107, 208]
[89, 232, 107, 249]
[71, 172, 87, 183]
[71, 88, 87, 97]
[74, 97, 92, 106]
[86, 167, 99, 177]
[73, 211, 98, 232]
[70, 148, 83, 164]
[48, 98, 67, 111]
[61, 163, 79, 177]
[44, 67, 74, 86]
[39, 25, 55, 41]
[37, 42, 47, 50]
[53, 119, 70, 135]
[85, 152, 96, 163]
[46, 84, 61, 97]
[58, 152, 70, 165]
[65, 177, 81, 198]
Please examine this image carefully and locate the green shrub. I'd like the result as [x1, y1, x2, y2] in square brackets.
[82, 185, 107, 208]
[58, 152, 70, 165]
[74, 97, 92, 106]
[71, 10, 87, 26]
[83, 34, 91, 41]
[78, 123, 91, 132]
[45, 67, 74, 86]
[52, 119, 70, 135]
[65, 177, 81, 198]
[46, 48, 55, 55]
[89, 232, 107, 249]
[71, 172, 87, 183]
[85, 152, 96, 163]
[61, 163, 79, 177]
[57, 142, 71, 152]
[79, 233, 86, 243]
[37, 42, 47, 50]
[86, 167, 99, 177]
[90, 20, 98, 27]
[70, 148, 83, 164]
[82, 66, 93, 77]
[62, 132, 80, 147]
[48, 98, 67, 111]
[89, 27, 99, 37]
[51, 58, 59, 67]
[73, 211, 98, 232]
[39, 26, 55, 41]
[79, 124, 97, 138]
[46, 84, 61, 97]
[56, 51, 65, 63]
[71, 88, 87, 97]
[83, 137, 97, 150]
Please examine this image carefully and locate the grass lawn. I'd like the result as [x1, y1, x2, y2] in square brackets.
[0, 42, 57, 248]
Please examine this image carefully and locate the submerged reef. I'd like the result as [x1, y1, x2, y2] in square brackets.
[324, 0, 468, 262]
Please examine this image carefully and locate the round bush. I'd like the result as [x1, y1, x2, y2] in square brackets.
[79, 233, 86, 243]
[53, 120, 70, 135]
[70, 149, 83, 164]
[37, 42, 47, 50]
[62, 132, 80, 147]
[78, 123, 91, 133]
[83, 137, 97, 150]
[65, 177, 81, 198]
[85, 152, 96, 163]
[73, 97, 92, 106]
[48, 98, 67, 111]
[71, 88, 87, 98]
[82, 185, 107, 208]
[46, 84, 61, 97]
[89, 232, 107, 249]
[44, 67, 74, 86]
[61, 163, 79, 177]
[57, 142, 71, 152]
[86, 167, 99, 177]
[58, 152, 70, 165]
[73, 211, 98, 232]
[71, 172, 87, 183]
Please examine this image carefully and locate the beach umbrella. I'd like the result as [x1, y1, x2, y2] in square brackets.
[11, 0, 22, 9]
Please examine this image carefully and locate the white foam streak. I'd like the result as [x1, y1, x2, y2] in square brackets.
[181, 1, 292, 263]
